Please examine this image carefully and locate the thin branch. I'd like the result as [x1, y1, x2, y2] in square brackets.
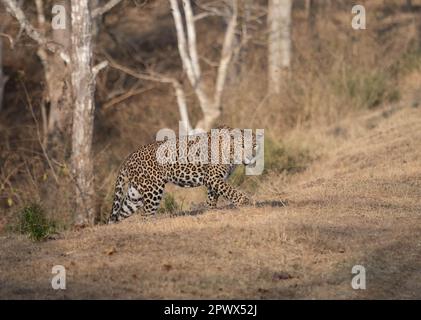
[92, 0, 123, 18]
[194, 1, 226, 17]
[106, 54, 193, 133]
[193, 11, 217, 21]
[0, 32, 14, 49]
[92, 60, 109, 77]
[1, 0, 70, 63]
[200, 55, 219, 68]
[103, 86, 155, 110]
[20, 79, 59, 184]
[107, 56, 171, 83]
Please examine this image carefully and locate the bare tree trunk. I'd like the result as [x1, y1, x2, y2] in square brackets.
[70, 0, 96, 226]
[305, 0, 317, 24]
[267, 0, 292, 95]
[304, 0, 311, 18]
[211, 2, 238, 118]
[227, 0, 250, 85]
[35, 0, 72, 151]
[306, 0, 316, 29]
[3, 0, 112, 225]
[0, 24, 8, 112]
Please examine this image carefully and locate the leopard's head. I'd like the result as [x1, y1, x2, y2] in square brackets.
[212, 125, 260, 166]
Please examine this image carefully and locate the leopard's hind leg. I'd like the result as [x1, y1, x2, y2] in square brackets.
[142, 181, 165, 215]
[108, 168, 128, 223]
[109, 183, 143, 223]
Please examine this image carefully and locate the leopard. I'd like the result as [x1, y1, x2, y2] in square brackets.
[107, 125, 259, 223]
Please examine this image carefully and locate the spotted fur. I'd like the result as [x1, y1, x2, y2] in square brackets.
[108, 126, 257, 223]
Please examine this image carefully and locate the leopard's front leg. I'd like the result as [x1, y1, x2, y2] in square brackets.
[206, 178, 250, 206]
[206, 188, 219, 208]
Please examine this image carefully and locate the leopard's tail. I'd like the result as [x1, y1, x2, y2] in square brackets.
[108, 167, 128, 224]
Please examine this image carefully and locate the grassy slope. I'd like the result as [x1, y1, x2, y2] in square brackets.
[1, 105, 421, 299]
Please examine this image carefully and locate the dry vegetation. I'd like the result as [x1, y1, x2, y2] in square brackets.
[0, 0, 421, 299]
[1, 103, 420, 299]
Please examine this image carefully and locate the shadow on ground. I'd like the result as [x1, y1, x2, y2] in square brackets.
[169, 200, 288, 218]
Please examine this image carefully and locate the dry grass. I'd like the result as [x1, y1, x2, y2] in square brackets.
[1, 104, 420, 299]
[1, 0, 421, 225]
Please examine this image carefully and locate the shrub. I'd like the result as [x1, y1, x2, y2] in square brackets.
[227, 135, 312, 193]
[264, 136, 312, 174]
[158, 194, 179, 214]
[18, 203, 56, 241]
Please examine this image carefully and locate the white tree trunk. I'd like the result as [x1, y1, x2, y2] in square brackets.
[213, 2, 238, 113]
[267, 0, 292, 95]
[169, 0, 238, 131]
[227, 0, 250, 85]
[70, 0, 96, 226]
[169, 0, 212, 123]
